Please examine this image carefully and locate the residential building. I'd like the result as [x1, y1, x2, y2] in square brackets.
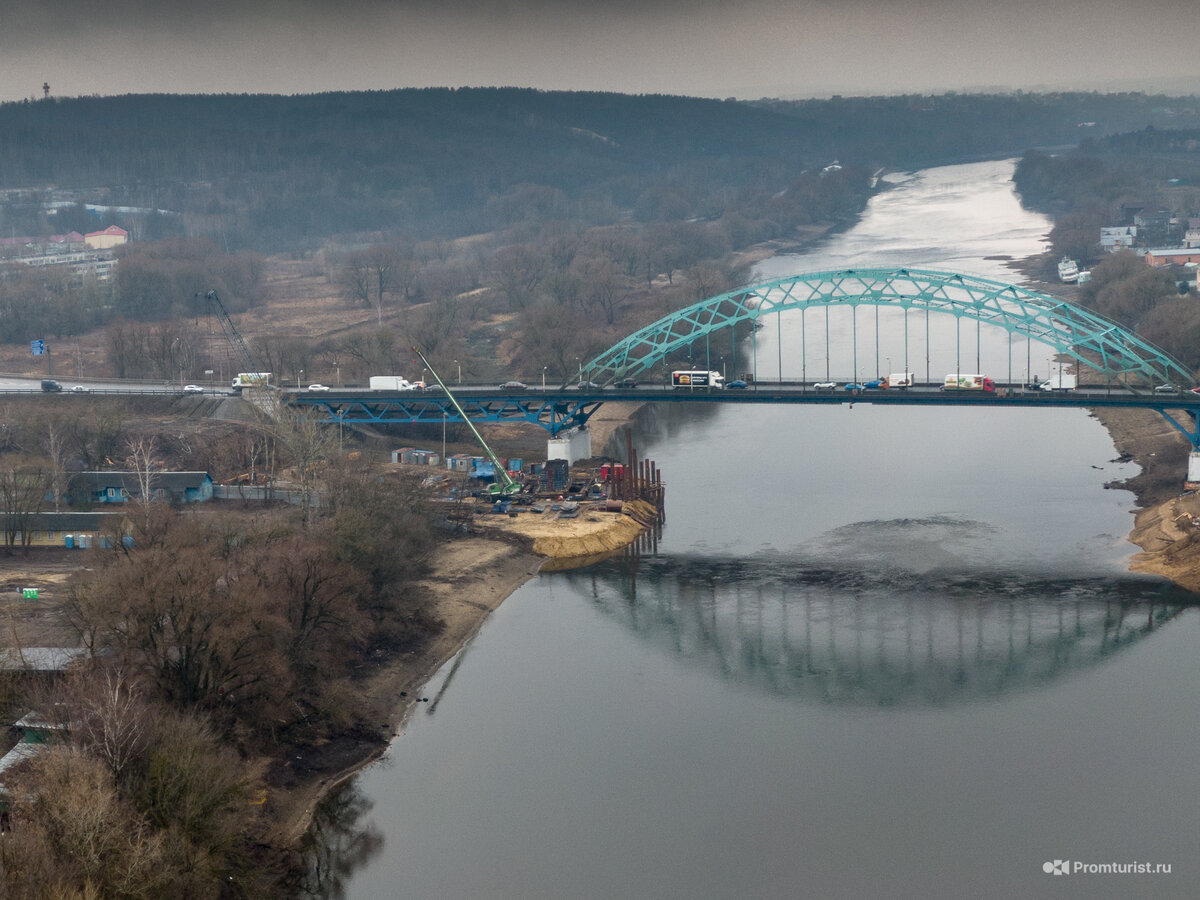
[1185, 218, 1200, 249]
[1100, 226, 1137, 251]
[83, 225, 128, 249]
[65, 471, 214, 505]
[1144, 248, 1200, 267]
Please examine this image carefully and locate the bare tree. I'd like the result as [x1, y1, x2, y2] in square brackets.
[0, 454, 47, 555]
[124, 436, 159, 533]
[42, 420, 69, 512]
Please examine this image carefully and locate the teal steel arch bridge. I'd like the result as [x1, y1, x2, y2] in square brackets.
[292, 268, 1200, 447]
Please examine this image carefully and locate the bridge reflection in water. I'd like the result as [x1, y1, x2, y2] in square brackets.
[556, 535, 1195, 708]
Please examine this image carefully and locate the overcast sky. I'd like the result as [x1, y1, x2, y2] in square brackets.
[2, 0, 1199, 104]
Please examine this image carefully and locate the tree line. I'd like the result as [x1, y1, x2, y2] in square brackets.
[0, 403, 438, 896]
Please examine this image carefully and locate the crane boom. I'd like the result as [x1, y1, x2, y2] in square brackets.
[411, 346, 521, 496]
[203, 290, 259, 375]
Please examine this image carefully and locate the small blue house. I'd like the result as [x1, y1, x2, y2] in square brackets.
[66, 471, 214, 506]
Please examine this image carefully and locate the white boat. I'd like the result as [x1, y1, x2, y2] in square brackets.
[1057, 257, 1080, 283]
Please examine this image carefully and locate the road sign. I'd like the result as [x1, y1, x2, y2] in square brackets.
[22, 588, 38, 600]
[31, 339, 44, 356]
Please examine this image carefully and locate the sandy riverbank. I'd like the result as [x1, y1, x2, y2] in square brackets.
[1091, 406, 1200, 591]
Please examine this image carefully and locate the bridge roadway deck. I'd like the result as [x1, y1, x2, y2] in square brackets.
[296, 383, 1200, 412]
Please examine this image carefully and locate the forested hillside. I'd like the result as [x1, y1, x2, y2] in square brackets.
[0, 88, 1194, 252]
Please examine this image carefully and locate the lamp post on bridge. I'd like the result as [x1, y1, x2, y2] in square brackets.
[542, 366, 547, 389]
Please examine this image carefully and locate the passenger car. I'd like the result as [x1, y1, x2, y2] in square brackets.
[726, 379, 748, 389]
[843, 382, 864, 391]
[71, 385, 88, 393]
[576, 381, 602, 390]
[498, 381, 528, 390]
[306, 383, 331, 392]
[813, 381, 837, 389]
[614, 377, 640, 388]
[183, 384, 205, 393]
[1154, 383, 1179, 393]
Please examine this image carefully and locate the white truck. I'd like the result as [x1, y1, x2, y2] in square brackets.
[671, 369, 725, 389]
[231, 372, 272, 392]
[369, 375, 419, 391]
[1032, 370, 1076, 391]
[882, 372, 915, 388]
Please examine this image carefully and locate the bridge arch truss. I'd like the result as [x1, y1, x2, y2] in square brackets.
[582, 268, 1193, 388]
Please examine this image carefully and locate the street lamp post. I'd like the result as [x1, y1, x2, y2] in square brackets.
[576, 357, 581, 378]
[542, 366, 547, 389]
[442, 411, 447, 464]
[454, 359, 461, 384]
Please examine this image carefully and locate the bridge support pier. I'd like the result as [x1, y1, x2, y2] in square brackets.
[1188, 453, 1200, 492]
[547, 427, 591, 466]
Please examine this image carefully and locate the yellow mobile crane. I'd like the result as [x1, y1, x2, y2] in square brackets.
[411, 347, 522, 496]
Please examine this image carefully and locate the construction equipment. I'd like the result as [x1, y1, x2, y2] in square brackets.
[202, 290, 262, 382]
[411, 346, 522, 496]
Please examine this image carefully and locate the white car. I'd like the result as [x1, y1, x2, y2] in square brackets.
[71, 384, 88, 393]
[183, 384, 205, 393]
[307, 383, 331, 392]
[813, 381, 837, 389]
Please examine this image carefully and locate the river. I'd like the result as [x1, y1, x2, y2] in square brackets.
[303, 160, 1200, 899]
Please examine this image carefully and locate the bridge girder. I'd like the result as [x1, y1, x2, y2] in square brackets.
[582, 268, 1193, 387]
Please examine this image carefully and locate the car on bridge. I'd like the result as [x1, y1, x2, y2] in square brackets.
[863, 380, 884, 389]
[183, 384, 205, 393]
[576, 381, 602, 390]
[843, 382, 865, 391]
[813, 381, 837, 389]
[614, 377, 640, 388]
[726, 380, 748, 389]
[71, 385, 88, 393]
[1154, 383, 1180, 393]
[306, 383, 331, 392]
[498, 381, 528, 391]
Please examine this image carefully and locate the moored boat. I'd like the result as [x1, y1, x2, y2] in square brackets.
[1057, 257, 1080, 283]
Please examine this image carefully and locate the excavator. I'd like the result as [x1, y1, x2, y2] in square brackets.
[411, 347, 522, 496]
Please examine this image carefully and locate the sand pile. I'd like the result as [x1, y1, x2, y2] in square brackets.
[474, 502, 648, 559]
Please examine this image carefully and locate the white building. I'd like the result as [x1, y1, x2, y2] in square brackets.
[1100, 226, 1137, 252]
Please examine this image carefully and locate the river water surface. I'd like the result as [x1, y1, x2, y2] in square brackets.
[305, 160, 1200, 899]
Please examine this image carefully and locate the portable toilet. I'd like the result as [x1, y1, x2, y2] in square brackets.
[64, 534, 74, 549]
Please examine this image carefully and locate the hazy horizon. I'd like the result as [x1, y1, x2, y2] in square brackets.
[2, 0, 1199, 105]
